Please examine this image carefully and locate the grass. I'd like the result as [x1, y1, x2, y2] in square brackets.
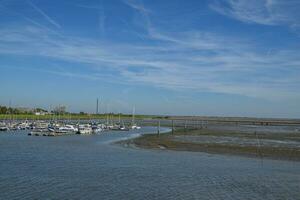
[120, 128, 300, 161]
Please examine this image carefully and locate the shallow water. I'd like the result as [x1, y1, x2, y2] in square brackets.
[0, 127, 299, 200]
[211, 124, 300, 134]
[174, 135, 300, 148]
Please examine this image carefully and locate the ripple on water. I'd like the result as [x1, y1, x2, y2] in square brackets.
[0, 128, 299, 200]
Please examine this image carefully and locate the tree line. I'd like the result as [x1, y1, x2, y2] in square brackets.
[0, 105, 66, 115]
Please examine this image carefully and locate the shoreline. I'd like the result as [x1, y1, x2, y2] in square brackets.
[118, 128, 300, 162]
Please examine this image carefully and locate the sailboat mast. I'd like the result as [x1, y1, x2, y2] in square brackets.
[9, 99, 12, 127]
[132, 106, 135, 125]
[96, 98, 99, 115]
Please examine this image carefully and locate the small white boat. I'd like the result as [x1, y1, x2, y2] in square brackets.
[0, 122, 8, 131]
[33, 121, 49, 130]
[29, 121, 50, 136]
[131, 106, 141, 130]
[119, 125, 129, 131]
[58, 125, 78, 133]
[78, 124, 93, 135]
[18, 122, 31, 130]
[131, 125, 141, 130]
[0, 126, 9, 131]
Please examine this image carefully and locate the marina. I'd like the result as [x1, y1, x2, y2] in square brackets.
[0, 108, 144, 136]
[0, 119, 142, 136]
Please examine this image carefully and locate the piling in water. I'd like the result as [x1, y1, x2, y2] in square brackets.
[172, 120, 174, 134]
[157, 120, 160, 137]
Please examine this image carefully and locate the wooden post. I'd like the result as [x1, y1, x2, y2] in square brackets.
[157, 120, 160, 137]
[172, 120, 174, 134]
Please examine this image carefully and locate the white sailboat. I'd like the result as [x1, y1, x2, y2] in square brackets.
[131, 106, 141, 130]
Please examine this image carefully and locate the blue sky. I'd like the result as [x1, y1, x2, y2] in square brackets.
[0, 0, 300, 118]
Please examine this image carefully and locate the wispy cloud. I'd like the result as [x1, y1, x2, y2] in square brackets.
[1, 24, 299, 101]
[0, 1, 300, 102]
[0, 2, 61, 36]
[122, 0, 152, 34]
[122, 0, 151, 14]
[210, 0, 300, 30]
[27, 0, 61, 29]
[98, 1, 106, 35]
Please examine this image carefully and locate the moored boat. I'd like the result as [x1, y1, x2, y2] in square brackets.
[131, 125, 141, 130]
[0, 126, 9, 131]
[57, 124, 78, 134]
[78, 124, 93, 135]
[0, 122, 9, 131]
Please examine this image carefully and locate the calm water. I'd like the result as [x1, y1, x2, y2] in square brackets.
[0, 127, 299, 200]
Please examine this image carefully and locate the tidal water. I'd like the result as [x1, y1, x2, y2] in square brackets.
[0, 127, 299, 200]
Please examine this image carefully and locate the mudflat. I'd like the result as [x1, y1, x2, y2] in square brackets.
[120, 127, 300, 161]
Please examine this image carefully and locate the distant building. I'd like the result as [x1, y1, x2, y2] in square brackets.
[35, 111, 49, 116]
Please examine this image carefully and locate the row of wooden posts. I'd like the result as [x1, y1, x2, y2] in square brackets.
[156, 120, 208, 137]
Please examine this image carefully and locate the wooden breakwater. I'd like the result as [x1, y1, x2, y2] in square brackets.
[137, 118, 300, 128]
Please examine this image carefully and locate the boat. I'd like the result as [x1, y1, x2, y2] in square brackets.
[17, 121, 31, 130]
[131, 125, 141, 130]
[92, 124, 103, 134]
[48, 127, 55, 132]
[105, 124, 114, 130]
[57, 124, 78, 134]
[131, 106, 141, 130]
[0, 125, 9, 131]
[47, 123, 77, 135]
[77, 124, 93, 135]
[0, 122, 9, 131]
[9, 123, 19, 130]
[33, 121, 49, 130]
[48, 122, 60, 132]
[29, 121, 49, 136]
[92, 127, 103, 134]
[110, 123, 121, 130]
[119, 125, 129, 131]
